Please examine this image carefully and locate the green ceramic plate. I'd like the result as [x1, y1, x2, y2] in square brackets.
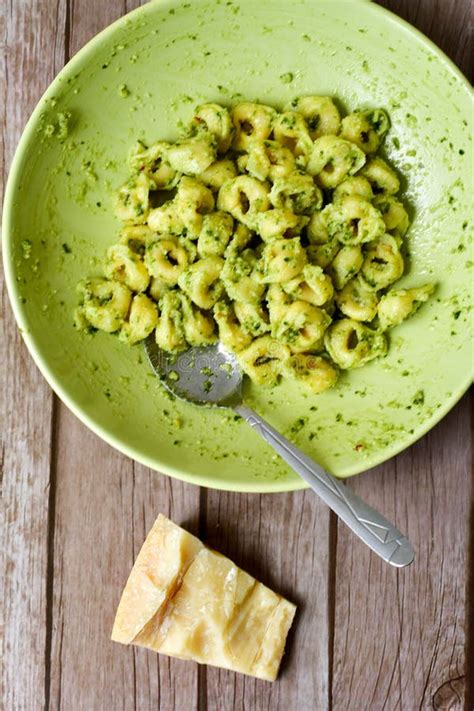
[3, 0, 473, 492]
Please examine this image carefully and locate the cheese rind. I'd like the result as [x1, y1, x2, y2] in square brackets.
[111, 514, 203, 644]
[112, 514, 296, 681]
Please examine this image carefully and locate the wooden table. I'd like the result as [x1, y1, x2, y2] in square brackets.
[2, 2, 472, 709]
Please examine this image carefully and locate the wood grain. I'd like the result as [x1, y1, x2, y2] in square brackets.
[204, 490, 334, 710]
[332, 394, 472, 711]
[1, 1, 472, 710]
[1, 1, 66, 709]
[378, 0, 473, 81]
[45, 2, 199, 710]
[48, 407, 200, 711]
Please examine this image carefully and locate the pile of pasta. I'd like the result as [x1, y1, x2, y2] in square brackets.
[76, 99, 434, 394]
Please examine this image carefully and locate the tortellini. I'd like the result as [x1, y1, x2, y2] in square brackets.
[236, 335, 289, 386]
[339, 109, 390, 154]
[177, 256, 224, 309]
[377, 284, 435, 331]
[76, 278, 131, 333]
[120, 294, 158, 345]
[104, 244, 150, 293]
[324, 318, 387, 369]
[76, 99, 434, 395]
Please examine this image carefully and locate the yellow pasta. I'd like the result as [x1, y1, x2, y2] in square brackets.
[234, 301, 271, 336]
[180, 294, 217, 346]
[231, 103, 275, 151]
[167, 135, 216, 176]
[336, 276, 379, 322]
[373, 195, 409, 238]
[339, 109, 390, 154]
[76, 278, 132, 333]
[76, 99, 434, 395]
[333, 176, 373, 202]
[272, 111, 313, 162]
[284, 353, 338, 394]
[287, 96, 341, 140]
[282, 264, 334, 307]
[120, 294, 158, 345]
[197, 212, 234, 258]
[272, 301, 331, 353]
[177, 256, 224, 310]
[155, 291, 187, 352]
[328, 244, 364, 290]
[269, 173, 322, 214]
[217, 175, 270, 227]
[324, 318, 387, 369]
[323, 195, 386, 245]
[115, 173, 152, 224]
[175, 177, 215, 237]
[236, 335, 289, 386]
[360, 157, 400, 195]
[307, 136, 366, 188]
[213, 301, 252, 352]
[199, 159, 237, 191]
[256, 208, 304, 241]
[245, 140, 295, 182]
[377, 284, 435, 330]
[191, 103, 234, 154]
[259, 238, 307, 283]
[360, 234, 404, 289]
[128, 140, 179, 190]
[221, 249, 265, 303]
[104, 244, 150, 293]
[144, 237, 191, 285]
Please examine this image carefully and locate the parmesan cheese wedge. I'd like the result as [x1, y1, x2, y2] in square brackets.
[112, 514, 296, 681]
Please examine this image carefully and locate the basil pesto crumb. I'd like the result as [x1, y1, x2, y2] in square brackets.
[203, 379, 213, 393]
[412, 390, 425, 406]
[280, 72, 294, 84]
[21, 240, 32, 259]
[118, 84, 130, 98]
[168, 370, 179, 382]
[62, 243, 72, 254]
[290, 416, 307, 434]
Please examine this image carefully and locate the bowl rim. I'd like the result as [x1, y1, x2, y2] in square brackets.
[2, 0, 473, 493]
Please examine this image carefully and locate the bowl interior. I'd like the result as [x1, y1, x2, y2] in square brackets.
[3, 0, 472, 492]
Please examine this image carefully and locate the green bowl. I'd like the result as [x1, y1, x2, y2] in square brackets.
[3, 0, 472, 492]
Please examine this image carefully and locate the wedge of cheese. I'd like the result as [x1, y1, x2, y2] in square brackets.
[112, 514, 296, 681]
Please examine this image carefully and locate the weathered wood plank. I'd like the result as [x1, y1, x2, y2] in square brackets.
[128, 464, 201, 711]
[331, 3, 473, 709]
[1, 1, 67, 710]
[332, 392, 472, 710]
[377, 0, 473, 79]
[3, 1, 472, 711]
[47, 2, 199, 710]
[48, 405, 200, 710]
[204, 490, 333, 709]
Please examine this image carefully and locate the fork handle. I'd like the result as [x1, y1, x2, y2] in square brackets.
[234, 404, 414, 568]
